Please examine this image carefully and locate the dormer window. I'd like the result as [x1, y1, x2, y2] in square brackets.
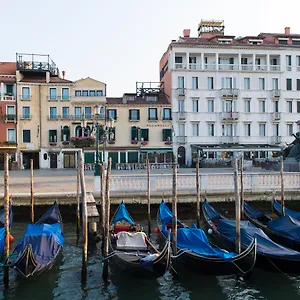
[218, 39, 232, 44]
[292, 39, 300, 45]
[249, 39, 263, 45]
[278, 38, 288, 45]
[146, 96, 157, 102]
[126, 95, 135, 101]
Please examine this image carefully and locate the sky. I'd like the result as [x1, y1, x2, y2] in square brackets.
[1, 0, 300, 96]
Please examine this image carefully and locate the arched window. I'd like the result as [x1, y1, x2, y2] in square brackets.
[75, 125, 83, 137]
[83, 125, 91, 137]
[62, 126, 70, 141]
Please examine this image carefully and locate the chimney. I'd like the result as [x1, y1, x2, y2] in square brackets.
[46, 71, 50, 83]
[183, 29, 191, 37]
[285, 27, 290, 35]
[62, 70, 65, 79]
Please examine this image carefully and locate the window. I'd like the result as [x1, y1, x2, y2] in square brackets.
[208, 77, 214, 89]
[259, 123, 266, 136]
[192, 77, 198, 89]
[221, 77, 236, 89]
[297, 79, 300, 91]
[85, 107, 92, 118]
[162, 129, 172, 141]
[259, 78, 265, 90]
[192, 100, 199, 112]
[274, 123, 280, 136]
[272, 78, 279, 90]
[208, 99, 214, 112]
[49, 88, 57, 100]
[22, 106, 30, 119]
[6, 105, 15, 115]
[129, 109, 140, 121]
[287, 101, 293, 113]
[287, 124, 293, 136]
[178, 100, 184, 112]
[298, 101, 300, 113]
[89, 90, 95, 97]
[287, 79, 292, 90]
[175, 56, 183, 68]
[208, 123, 214, 136]
[178, 123, 185, 136]
[49, 130, 57, 143]
[22, 87, 30, 100]
[75, 107, 82, 118]
[279, 39, 288, 45]
[6, 84, 13, 95]
[75, 90, 81, 97]
[274, 101, 279, 112]
[148, 108, 157, 120]
[286, 55, 292, 71]
[293, 40, 300, 45]
[61, 126, 70, 142]
[22, 129, 31, 143]
[192, 123, 199, 136]
[259, 99, 266, 113]
[82, 90, 88, 96]
[178, 76, 184, 88]
[163, 108, 171, 120]
[107, 109, 117, 120]
[222, 100, 235, 112]
[146, 96, 157, 102]
[244, 99, 251, 113]
[49, 107, 57, 119]
[7, 128, 16, 142]
[244, 78, 250, 90]
[62, 88, 70, 100]
[97, 90, 103, 96]
[297, 56, 300, 69]
[140, 128, 149, 141]
[131, 126, 139, 140]
[62, 107, 70, 119]
[244, 123, 251, 136]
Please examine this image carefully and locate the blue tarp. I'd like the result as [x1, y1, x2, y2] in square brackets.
[177, 224, 236, 261]
[0, 228, 4, 257]
[112, 203, 135, 225]
[202, 201, 221, 221]
[244, 203, 264, 219]
[267, 215, 300, 240]
[158, 201, 182, 225]
[37, 203, 61, 225]
[218, 219, 300, 259]
[0, 205, 13, 228]
[15, 223, 64, 265]
[273, 201, 300, 220]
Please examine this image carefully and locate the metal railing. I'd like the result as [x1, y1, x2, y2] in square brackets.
[270, 65, 281, 71]
[220, 88, 239, 97]
[177, 136, 187, 143]
[272, 112, 281, 120]
[175, 63, 186, 69]
[177, 112, 186, 120]
[177, 88, 186, 96]
[221, 112, 239, 120]
[272, 136, 282, 144]
[272, 89, 281, 97]
[189, 63, 201, 70]
[221, 136, 239, 143]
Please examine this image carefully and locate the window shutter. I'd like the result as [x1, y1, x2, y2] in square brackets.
[137, 110, 140, 120]
[146, 129, 149, 141]
[49, 130, 51, 142]
[230, 58, 234, 64]
[61, 127, 63, 141]
[129, 110, 132, 120]
[114, 109, 117, 120]
[162, 129, 166, 141]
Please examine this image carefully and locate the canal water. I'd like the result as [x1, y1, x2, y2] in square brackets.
[1, 221, 300, 300]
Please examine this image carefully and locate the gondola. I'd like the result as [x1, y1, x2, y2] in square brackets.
[108, 202, 171, 278]
[7, 202, 64, 278]
[0, 204, 13, 258]
[272, 200, 300, 220]
[203, 199, 300, 273]
[244, 202, 300, 251]
[157, 201, 257, 276]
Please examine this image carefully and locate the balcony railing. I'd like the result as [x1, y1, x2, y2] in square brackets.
[177, 88, 186, 96]
[20, 115, 32, 120]
[48, 115, 58, 120]
[175, 63, 186, 69]
[255, 65, 267, 71]
[20, 95, 31, 101]
[272, 112, 281, 120]
[270, 65, 281, 71]
[5, 114, 16, 122]
[272, 136, 282, 144]
[220, 88, 239, 97]
[241, 64, 253, 71]
[218, 64, 239, 71]
[177, 136, 186, 143]
[221, 136, 239, 144]
[177, 112, 186, 120]
[286, 66, 292, 71]
[221, 112, 239, 120]
[204, 64, 216, 70]
[189, 63, 201, 70]
[1, 94, 16, 101]
[272, 89, 281, 98]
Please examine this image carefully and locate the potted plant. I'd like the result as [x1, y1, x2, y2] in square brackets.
[49, 142, 57, 146]
[71, 136, 95, 148]
[62, 140, 70, 145]
[141, 140, 148, 146]
[131, 137, 139, 144]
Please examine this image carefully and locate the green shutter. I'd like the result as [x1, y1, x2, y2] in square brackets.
[141, 128, 149, 141]
[129, 110, 132, 120]
[162, 129, 166, 141]
[128, 152, 138, 163]
[108, 152, 118, 169]
[49, 130, 51, 142]
[166, 129, 172, 140]
[84, 152, 94, 164]
[114, 109, 117, 120]
[137, 110, 140, 120]
[120, 152, 126, 163]
[131, 127, 138, 140]
[6, 85, 13, 94]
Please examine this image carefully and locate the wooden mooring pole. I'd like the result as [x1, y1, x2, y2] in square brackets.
[103, 157, 112, 281]
[240, 157, 244, 218]
[3, 153, 10, 287]
[30, 159, 34, 224]
[234, 158, 241, 254]
[280, 156, 285, 216]
[147, 158, 151, 237]
[79, 150, 88, 284]
[101, 164, 106, 241]
[76, 161, 80, 241]
[172, 163, 178, 255]
[196, 157, 201, 228]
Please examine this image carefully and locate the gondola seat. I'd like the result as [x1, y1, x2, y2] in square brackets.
[116, 231, 148, 251]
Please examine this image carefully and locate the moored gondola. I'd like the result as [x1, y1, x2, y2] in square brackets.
[7, 202, 64, 278]
[157, 201, 257, 276]
[272, 200, 300, 221]
[108, 202, 171, 278]
[203, 199, 300, 274]
[244, 202, 300, 251]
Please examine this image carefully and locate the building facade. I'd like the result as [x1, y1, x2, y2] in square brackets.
[160, 21, 300, 166]
[0, 62, 17, 169]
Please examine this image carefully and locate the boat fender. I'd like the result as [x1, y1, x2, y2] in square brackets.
[208, 228, 213, 235]
[9, 233, 14, 243]
[141, 253, 159, 262]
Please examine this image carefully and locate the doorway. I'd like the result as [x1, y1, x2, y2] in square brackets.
[49, 153, 58, 169]
[177, 146, 186, 167]
[64, 153, 76, 168]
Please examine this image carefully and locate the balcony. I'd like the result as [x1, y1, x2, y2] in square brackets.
[204, 64, 216, 70]
[177, 112, 186, 120]
[48, 115, 59, 120]
[270, 65, 281, 72]
[221, 136, 239, 144]
[175, 63, 186, 70]
[272, 89, 281, 98]
[189, 63, 201, 70]
[218, 64, 239, 71]
[220, 88, 239, 97]
[5, 114, 16, 123]
[272, 136, 282, 144]
[221, 112, 239, 121]
[1, 94, 15, 101]
[176, 88, 186, 97]
[177, 136, 186, 143]
[272, 112, 281, 120]
[20, 114, 32, 120]
[255, 65, 267, 71]
[241, 64, 253, 71]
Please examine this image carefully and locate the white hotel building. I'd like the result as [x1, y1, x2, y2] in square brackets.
[159, 21, 300, 167]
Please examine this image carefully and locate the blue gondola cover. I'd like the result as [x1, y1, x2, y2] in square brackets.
[158, 201, 183, 225]
[273, 201, 300, 220]
[112, 203, 135, 225]
[244, 202, 264, 219]
[0, 228, 4, 257]
[267, 215, 300, 240]
[0, 205, 13, 228]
